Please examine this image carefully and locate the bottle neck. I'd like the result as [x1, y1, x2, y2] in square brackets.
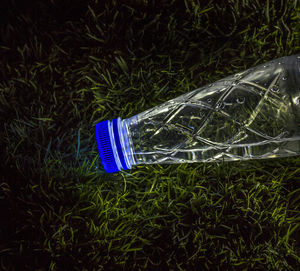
[119, 117, 137, 168]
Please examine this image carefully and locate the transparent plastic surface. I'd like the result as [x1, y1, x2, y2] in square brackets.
[123, 55, 300, 165]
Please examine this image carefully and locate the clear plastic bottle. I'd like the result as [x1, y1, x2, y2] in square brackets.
[95, 55, 300, 173]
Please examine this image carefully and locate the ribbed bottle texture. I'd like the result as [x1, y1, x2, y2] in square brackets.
[96, 55, 300, 173]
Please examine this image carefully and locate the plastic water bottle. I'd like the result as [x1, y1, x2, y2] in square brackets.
[95, 55, 300, 173]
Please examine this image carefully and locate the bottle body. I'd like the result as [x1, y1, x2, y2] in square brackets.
[96, 55, 300, 172]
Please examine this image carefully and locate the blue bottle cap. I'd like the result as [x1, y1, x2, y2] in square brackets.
[95, 118, 132, 173]
[95, 120, 120, 173]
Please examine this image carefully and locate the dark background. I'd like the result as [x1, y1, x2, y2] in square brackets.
[0, 0, 299, 270]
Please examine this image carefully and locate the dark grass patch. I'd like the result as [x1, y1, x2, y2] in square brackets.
[0, 0, 300, 270]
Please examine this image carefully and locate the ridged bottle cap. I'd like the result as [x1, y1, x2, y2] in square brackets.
[95, 120, 120, 173]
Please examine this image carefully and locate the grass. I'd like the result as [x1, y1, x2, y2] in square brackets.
[0, 0, 300, 270]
